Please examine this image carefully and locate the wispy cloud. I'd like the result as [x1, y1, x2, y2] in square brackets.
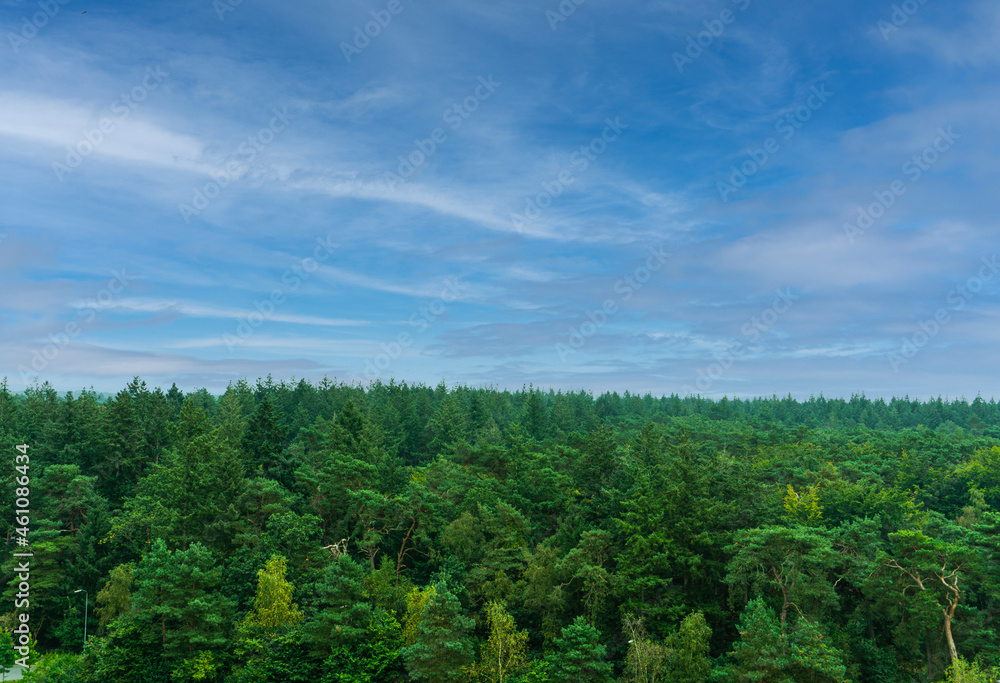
[85, 298, 369, 328]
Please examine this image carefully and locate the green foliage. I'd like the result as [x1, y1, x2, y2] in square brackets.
[544, 617, 611, 683]
[242, 395, 288, 481]
[170, 650, 217, 682]
[663, 611, 712, 683]
[725, 598, 847, 683]
[0, 630, 15, 676]
[621, 614, 669, 683]
[96, 563, 133, 629]
[402, 585, 436, 646]
[85, 620, 172, 682]
[726, 525, 839, 630]
[19, 652, 92, 683]
[945, 657, 1000, 683]
[467, 600, 529, 683]
[871, 527, 979, 666]
[400, 582, 474, 683]
[954, 446, 1000, 507]
[324, 609, 406, 683]
[521, 391, 549, 442]
[228, 627, 319, 683]
[302, 554, 374, 654]
[783, 483, 823, 526]
[7, 377, 1000, 681]
[131, 539, 234, 658]
[239, 554, 303, 631]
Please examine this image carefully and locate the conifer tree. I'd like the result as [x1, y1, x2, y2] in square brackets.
[545, 616, 612, 683]
[131, 539, 233, 658]
[401, 582, 474, 683]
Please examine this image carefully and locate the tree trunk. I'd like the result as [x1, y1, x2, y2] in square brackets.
[778, 582, 790, 637]
[926, 633, 933, 680]
[396, 516, 417, 579]
[943, 609, 958, 663]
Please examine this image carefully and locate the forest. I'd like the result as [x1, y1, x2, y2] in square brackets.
[2, 376, 1000, 682]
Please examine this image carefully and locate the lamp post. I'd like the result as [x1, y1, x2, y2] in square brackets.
[73, 589, 88, 646]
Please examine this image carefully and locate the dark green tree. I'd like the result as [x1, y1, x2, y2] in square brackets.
[545, 616, 612, 683]
[400, 582, 474, 683]
[725, 598, 847, 682]
[130, 539, 233, 658]
[242, 396, 288, 483]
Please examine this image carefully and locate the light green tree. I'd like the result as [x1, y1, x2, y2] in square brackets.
[621, 614, 668, 683]
[467, 600, 528, 683]
[946, 657, 1000, 683]
[662, 611, 711, 683]
[96, 563, 134, 629]
[783, 484, 823, 526]
[239, 554, 302, 631]
[402, 585, 436, 646]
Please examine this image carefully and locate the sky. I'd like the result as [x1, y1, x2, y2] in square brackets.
[0, 0, 998, 399]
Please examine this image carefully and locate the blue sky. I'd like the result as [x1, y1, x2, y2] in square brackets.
[1, 0, 998, 398]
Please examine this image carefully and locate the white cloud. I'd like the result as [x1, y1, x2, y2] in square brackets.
[74, 297, 369, 327]
[0, 91, 210, 173]
[877, 1, 1000, 66]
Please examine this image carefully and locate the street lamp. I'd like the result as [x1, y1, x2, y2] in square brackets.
[73, 589, 88, 646]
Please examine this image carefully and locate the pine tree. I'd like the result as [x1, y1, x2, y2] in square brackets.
[545, 616, 612, 683]
[726, 598, 847, 682]
[521, 390, 548, 441]
[242, 396, 288, 483]
[0, 630, 15, 678]
[424, 394, 469, 456]
[131, 539, 234, 658]
[401, 582, 474, 683]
